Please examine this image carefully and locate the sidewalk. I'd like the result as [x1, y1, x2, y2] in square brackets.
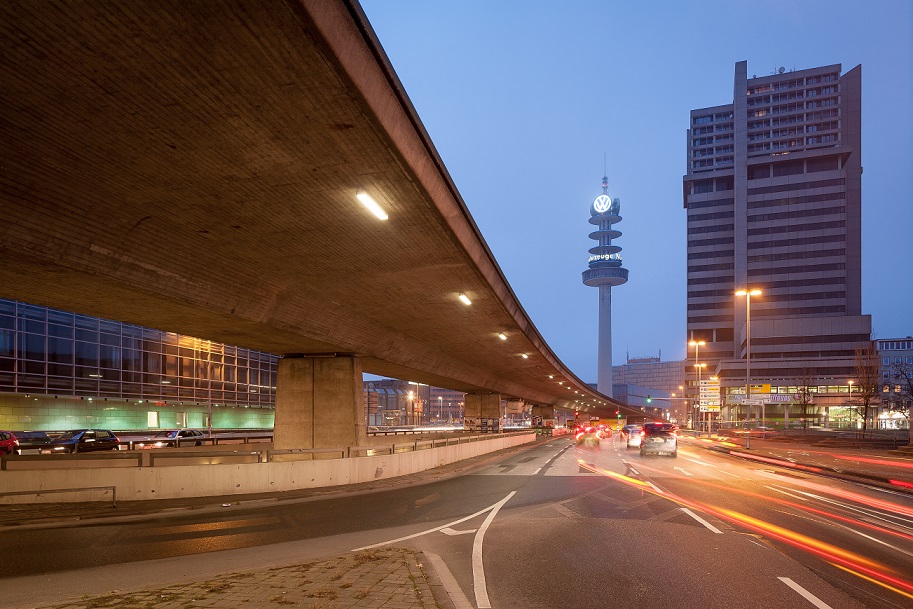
[34, 547, 446, 609]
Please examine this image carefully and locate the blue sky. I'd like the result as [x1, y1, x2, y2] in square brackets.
[361, 0, 913, 383]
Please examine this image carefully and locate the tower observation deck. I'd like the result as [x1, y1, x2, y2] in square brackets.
[582, 175, 629, 396]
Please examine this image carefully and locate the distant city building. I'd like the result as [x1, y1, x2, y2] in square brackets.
[877, 337, 913, 429]
[363, 379, 466, 426]
[0, 298, 277, 431]
[683, 61, 872, 428]
[612, 384, 671, 421]
[583, 175, 629, 396]
[612, 355, 687, 422]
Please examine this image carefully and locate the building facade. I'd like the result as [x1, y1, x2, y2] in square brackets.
[0, 298, 277, 431]
[612, 356, 688, 423]
[877, 337, 913, 429]
[683, 61, 872, 428]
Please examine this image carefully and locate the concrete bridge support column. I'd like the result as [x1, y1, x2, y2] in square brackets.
[273, 355, 366, 450]
[464, 393, 501, 431]
[531, 404, 554, 425]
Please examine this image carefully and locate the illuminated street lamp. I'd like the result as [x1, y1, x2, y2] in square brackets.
[736, 289, 762, 449]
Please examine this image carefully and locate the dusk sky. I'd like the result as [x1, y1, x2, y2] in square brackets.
[361, 1, 913, 383]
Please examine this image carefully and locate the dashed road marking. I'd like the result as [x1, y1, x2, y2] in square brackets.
[778, 577, 834, 608]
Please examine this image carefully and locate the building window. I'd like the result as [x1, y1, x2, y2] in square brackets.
[693, 180, 714, 194]
[772, 160, 804, 177]
[748, 165, 770, 180]
[882, 357, 890, 365]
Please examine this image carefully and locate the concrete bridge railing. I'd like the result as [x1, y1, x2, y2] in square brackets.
[0, 432, 536, 504]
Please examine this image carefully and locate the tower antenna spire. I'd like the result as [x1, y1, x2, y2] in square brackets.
[602, 154, 608, 195]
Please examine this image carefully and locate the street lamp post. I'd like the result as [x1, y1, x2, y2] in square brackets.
[736, 289, 762, 449]
[689, 340, 706, 433]
[678, 385, 684, 425]
[848, 380, 854, 429]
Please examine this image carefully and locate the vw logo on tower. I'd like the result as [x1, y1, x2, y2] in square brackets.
[582, 175, 629, 396]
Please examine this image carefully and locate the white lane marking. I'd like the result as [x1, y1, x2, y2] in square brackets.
[473, 492, 516, 609]
[647, 481, 663, 493]
[352, 492, 513, 551]
[778, 577, 834, 609]
[767, 488, 913, 558]
[717, 468, 740, 478]
[766, 483, 913, 530]
[628, 467, 640, 475]
[767, 485, 811, 501]
[673, 466, 694, 477]
[680, 508, 724, 534]
[681, 456, 713, 467]
[440, 527, 476, 536]
[424, 551, 474, 609]
[531, 467, 541, 475]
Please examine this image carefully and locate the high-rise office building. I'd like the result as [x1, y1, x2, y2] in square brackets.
[683, 61, 872, 425]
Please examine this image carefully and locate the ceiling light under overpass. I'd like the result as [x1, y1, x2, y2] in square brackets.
[520, 353, 529, 359]
[498, 333, 507, 341]
[458, 294, 472, 305]
[356, 191, 389, 220]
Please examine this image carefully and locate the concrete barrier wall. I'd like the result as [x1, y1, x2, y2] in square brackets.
[0, 433, 535, 503]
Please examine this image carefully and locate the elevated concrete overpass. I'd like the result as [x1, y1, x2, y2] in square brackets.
[0, 0, 640, 447]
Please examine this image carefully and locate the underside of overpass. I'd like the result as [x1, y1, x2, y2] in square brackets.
[0, 0, 644, 442]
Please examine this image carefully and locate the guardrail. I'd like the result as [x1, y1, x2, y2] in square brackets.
[0, 430, 532, 470]
[1, 451, 143, 470]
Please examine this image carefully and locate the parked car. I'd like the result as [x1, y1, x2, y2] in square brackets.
[0, 430, 19, 455]
[640, 423, 678, 457]
[621, 424, 644, 449]
[11, 430, 51, 452]
[139, 429, 205, 448]
[40, 429, 120, 453]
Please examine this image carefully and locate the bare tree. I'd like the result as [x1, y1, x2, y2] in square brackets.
[794, 368, 816, 432]
[850, 341, 881, 438]
[886, 360, 913, 446]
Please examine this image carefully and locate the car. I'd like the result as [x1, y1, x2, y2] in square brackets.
[640, 423, 678, 457]
[574, 424, 611, 446]
[621, 424, 644, 449]
[40, 429, 120, 454]
[11, 430, 51, 452]
[0, 430, 20, 455]
[139, 429, 206, 448]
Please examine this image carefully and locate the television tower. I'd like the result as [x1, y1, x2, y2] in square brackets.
[582, 175, 629, 396]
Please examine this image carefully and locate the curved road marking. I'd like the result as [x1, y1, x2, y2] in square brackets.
[473, 491, 516, 608]
[351, 492, 513, 551]
[441, 527, 476, 536]
[778, 577, 834, 608]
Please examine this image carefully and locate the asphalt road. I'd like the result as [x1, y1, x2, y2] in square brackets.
[2, 435, 911, 608]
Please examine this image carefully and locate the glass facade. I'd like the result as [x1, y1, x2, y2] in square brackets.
[0, 298, 277, 414]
